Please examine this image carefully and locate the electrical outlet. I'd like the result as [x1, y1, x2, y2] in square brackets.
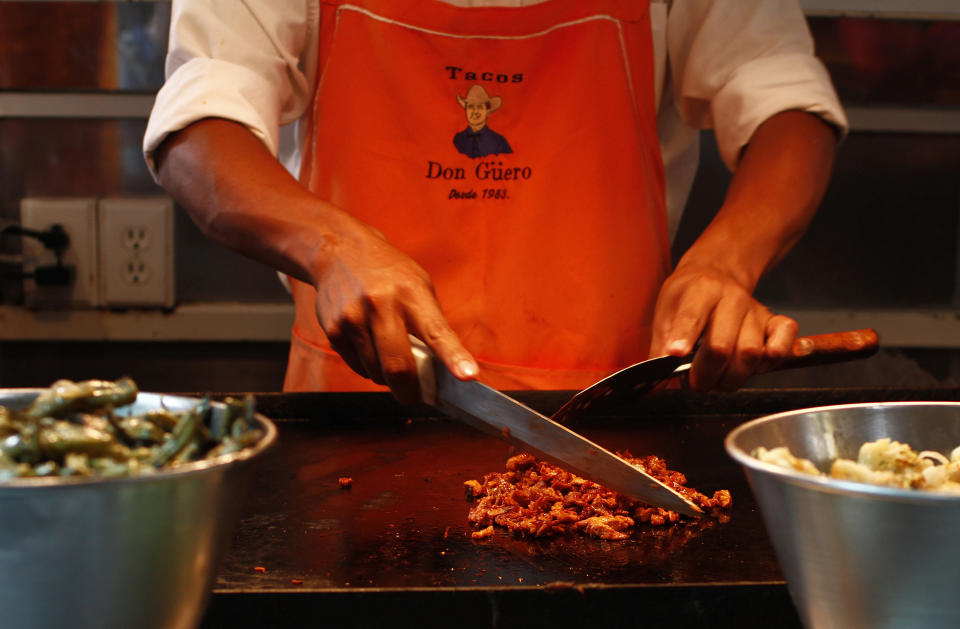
[98, 197, 175, 308]
[20, 197, 100, 307]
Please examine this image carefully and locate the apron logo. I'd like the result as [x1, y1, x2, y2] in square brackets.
[444, 66, 524, 84]
[453, 85, 512, 159]
[424, 85, 531, 201]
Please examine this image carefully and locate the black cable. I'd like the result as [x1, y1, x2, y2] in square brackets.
[0, 224, 75, 288]
[1, 224, 71, 255]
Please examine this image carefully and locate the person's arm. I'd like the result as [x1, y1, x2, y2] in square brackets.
[650, 0, 846, 391]
[650, 109, 836, 391]
[155, 118, 477, 403]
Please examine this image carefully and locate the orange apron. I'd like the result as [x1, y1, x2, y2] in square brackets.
[285, 0, 670, 392]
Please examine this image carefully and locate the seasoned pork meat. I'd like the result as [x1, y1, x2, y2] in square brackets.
[466, 452, 732, 540]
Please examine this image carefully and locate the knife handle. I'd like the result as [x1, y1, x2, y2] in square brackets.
[409, 335, 438, 406]
[777, 328, 880, 371]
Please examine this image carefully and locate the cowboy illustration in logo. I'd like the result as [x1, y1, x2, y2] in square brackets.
[453, 84, 512, 159]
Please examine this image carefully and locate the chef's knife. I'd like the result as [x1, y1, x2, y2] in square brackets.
[550, 328, 880, 423]
[410, 337, 703, 517]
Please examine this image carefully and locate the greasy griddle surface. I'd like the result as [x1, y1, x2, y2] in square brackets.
[215, 410, 780, 590]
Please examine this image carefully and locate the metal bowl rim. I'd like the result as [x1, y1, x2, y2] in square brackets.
[0, 389, 278, 489]
[725, 400, 960, 504]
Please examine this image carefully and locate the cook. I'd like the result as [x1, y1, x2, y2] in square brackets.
[144, 0, 847, 403]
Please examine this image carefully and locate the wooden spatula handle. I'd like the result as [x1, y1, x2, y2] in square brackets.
[778, 328, 879, 370]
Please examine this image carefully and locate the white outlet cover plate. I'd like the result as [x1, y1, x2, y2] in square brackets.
[20, 197, 100, 307]
[98, 197, 175, 308]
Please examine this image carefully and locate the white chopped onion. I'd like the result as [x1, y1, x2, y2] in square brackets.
[755, 439, 960, 494]
[919, 450, 950, 466]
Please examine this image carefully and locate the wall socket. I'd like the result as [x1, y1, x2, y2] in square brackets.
[98, 197, 175, 308]
[20, 197, 100, 307]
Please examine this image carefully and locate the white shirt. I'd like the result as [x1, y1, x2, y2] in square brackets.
[144, 0, 847, 241]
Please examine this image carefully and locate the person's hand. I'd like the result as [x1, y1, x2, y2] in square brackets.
[154, 118, 476, 405]
[649, 261, 798, 392]
[645, 111, 838, 393]
[311, 210, 478, 405]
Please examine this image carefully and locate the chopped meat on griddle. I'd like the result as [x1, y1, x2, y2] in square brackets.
[463, 479, 483, 500]
[466, 452, 731, 540]
[471, 525, 495, 540]
[574, 515, 635, 540]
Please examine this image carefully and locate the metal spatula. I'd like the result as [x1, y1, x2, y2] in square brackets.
[551, 328, 880, 423]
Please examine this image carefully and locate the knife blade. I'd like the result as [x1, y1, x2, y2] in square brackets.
[550, 328, 880, 424]
[410, 337, 703, 517]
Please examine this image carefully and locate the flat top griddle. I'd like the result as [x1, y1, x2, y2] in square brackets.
[200, 388, 960, 629]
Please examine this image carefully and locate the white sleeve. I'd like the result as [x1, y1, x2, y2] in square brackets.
[667, 0, 848, 171]
[142, 0, 319, 177]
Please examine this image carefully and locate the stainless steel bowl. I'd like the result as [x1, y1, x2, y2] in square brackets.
[725, 402, 960, 629]
[0, 389, 277, 629]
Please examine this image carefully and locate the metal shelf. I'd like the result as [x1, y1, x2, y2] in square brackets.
[0, 302, 294, 342]
[800, 0, 960, 20]
[0, 92, 155, 119]
[1, 303, 959, 348]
